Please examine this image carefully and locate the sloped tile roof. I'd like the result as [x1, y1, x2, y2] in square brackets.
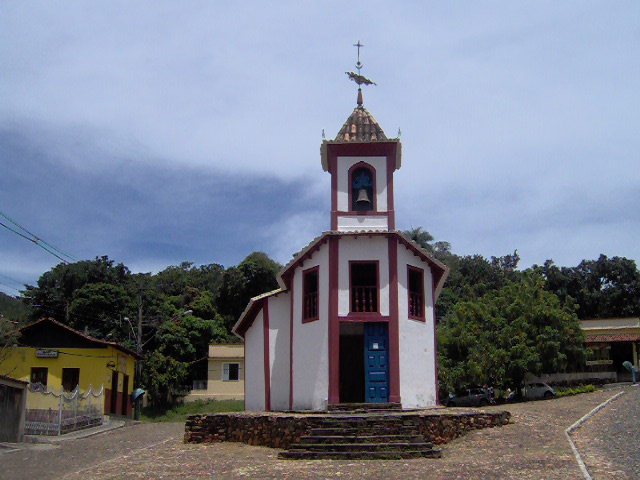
[19, 317, 144, 359]
[585, 333, 640, 343]
[334, 106, 387, 142]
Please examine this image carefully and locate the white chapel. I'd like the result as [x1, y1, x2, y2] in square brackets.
[233, 61, 449, 411]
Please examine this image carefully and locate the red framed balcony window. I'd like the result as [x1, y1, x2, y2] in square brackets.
[303, 266, 319, 322]
[408, 265, 425, 320]
[350, 261, 379, 313]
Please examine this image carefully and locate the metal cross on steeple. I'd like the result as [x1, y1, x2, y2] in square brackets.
[354, 40, 364, 74]
[345, 40, 377, 106]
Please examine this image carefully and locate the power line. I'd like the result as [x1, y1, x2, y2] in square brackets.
[0, 273, 28, 288]
[0, 281, 22, 293]
[1, 221, 71, 264]
[0, 210, 77, 263]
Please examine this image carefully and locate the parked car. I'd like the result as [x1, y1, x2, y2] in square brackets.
[446, 387, 493, 407]
[524, 382, 556, 400]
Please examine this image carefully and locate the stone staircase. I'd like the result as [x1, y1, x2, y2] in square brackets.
[279, 404, 442, 460]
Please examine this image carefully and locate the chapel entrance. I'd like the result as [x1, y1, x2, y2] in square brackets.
[339, 322, 389, 403]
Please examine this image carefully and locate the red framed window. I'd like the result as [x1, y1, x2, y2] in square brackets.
[408, 265, 425, 320]
[303, 266, 319, 322]
[350, 261, 379, 313]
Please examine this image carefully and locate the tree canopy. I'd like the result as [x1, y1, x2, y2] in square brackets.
[438, 274, 587, 394]
[12, 226, 640, 405]
[19, 252, 281, 406]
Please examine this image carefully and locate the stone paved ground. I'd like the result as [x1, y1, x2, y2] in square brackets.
[572, 385, 640, 480]
[0, 387, 632, 480]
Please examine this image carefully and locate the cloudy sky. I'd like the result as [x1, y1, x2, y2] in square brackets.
[1, 2, 639, 296]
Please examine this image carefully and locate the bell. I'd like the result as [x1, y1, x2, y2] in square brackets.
[356, 188, 371, 204]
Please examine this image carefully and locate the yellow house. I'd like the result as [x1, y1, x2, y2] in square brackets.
[3, 318, 142, 416]
[185, 343, 244, 402]
[581, 317, 640, 380]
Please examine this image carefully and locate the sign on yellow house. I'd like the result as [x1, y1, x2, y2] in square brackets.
[3, 318, 143, 416]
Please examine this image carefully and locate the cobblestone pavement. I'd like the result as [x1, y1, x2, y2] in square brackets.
[0, 388, 631, 480]
[572, 385, 640, 480]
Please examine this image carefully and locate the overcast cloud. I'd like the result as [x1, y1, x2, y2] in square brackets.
[1, 1, 639, 295]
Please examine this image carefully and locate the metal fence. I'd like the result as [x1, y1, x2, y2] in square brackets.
[25, 384, 104, 436]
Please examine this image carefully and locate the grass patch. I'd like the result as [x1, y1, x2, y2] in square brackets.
[141, 399, 244, 422]
[555, 384, 597, 398]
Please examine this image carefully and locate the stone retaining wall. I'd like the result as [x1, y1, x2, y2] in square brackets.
[184, 411, 511, 448]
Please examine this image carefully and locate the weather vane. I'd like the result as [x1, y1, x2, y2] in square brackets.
[346, 40, 377, 88]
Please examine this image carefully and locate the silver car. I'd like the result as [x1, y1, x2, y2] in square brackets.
[524, 382, 556, 400]
[446, 387, 493, 407]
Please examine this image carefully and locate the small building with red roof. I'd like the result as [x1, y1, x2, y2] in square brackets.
[3, 317, 143, 416]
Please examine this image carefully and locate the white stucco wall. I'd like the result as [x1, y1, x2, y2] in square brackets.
[338, 236, 390, 317]
[267, 293, 291, 411]
[244, 311, 265, 411]
[337, 216, 389, 232]
[336, 156, 388, 212]
[291, 244, 330, 410]
[397, 244, 437, 408]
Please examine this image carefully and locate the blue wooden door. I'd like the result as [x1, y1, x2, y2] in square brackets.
[364, 322, 389, 403]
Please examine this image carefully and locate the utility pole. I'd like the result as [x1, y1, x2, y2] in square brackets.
[135, 294, 143, 420]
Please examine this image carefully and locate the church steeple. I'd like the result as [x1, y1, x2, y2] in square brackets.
[320, 42, 402, 232]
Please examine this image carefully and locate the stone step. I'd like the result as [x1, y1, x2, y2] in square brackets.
[327, 402, 403, 412]
[310, 426, 420, 436]
[279, 449, 442, 460]
[290, 442, 436, 452]
[300, 434, 426, 444]
[320, 416, 419, 427]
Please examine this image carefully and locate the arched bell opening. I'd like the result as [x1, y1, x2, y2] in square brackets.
[350, 165, 375, 212]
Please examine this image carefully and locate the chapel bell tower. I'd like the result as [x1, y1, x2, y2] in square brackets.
[320, 42, 402, 232]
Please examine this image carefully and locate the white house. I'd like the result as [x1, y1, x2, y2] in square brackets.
[232, 86, 449, 411]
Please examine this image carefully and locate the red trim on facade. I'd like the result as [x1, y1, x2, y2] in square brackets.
[288, 279, 294, 410]
[335, 210, 389, 217]
[328, 236, 340, 404]
[115, 391, 123, 415]
[339, 315, 390, 322]
[330, 154, 338, 230]
[432, 281, 440, 405]
[104, 389, 112, 413]
[275, 232, 447, 302]
[407, 265, 426, 321]
[347, 161, 377, 213]
[348, 260, 380, 314]
[301, 266, 320, 323]
[263, 298, 271, 411]
[388, 237, 401, 403]
[327, 142, 398, 231]
[386, 152, 395, 230]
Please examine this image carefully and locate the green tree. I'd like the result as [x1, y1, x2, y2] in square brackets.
[438, 274, 587, 396]
[216, 252, 281, 330]
[0, 317, 19, 375]
[23, 256, 132, 323]
[0, 293, 31, 323]
[538, 255, 640, 319]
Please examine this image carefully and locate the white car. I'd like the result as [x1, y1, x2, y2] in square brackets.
[524, 382, 556, 400]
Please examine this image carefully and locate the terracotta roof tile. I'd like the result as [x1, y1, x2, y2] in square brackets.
[334, 106, 387, 142]
[585, 333, 640, 343]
